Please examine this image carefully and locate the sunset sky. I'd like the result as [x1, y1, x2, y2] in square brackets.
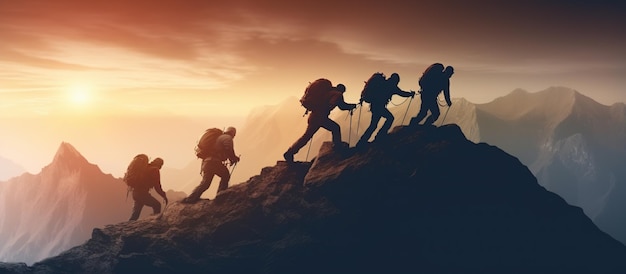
[1, 0, 625, 175]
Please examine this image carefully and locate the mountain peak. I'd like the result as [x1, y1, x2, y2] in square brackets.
[479, 86, 581, 121]
[510, 88, 529, 95]
[51, 142, 89, 168]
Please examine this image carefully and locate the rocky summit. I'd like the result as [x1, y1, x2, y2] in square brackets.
[3, 124, 626, 274]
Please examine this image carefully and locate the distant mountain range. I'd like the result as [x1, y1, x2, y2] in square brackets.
[0, 155, 25, 181]
[0, 143, 185, 265]
[3, 124, 624, 273]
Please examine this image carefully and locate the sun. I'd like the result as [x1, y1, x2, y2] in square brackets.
[68, 84, 92, 105]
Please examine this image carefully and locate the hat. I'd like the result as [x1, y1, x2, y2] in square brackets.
[151, 157, 164, 168]
[224, 126, 237, 136]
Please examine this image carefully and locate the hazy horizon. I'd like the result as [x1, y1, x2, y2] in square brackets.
[0, 87, 625, 190]
[0, 86, 623, 184]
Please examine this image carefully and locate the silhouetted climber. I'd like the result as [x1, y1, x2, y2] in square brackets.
[182, 127, 240, 204]
[284, 79, 357, 163]
[410, 64, 454, 126]
[128, 157, 168, 221]
[356, 72, 415, 147]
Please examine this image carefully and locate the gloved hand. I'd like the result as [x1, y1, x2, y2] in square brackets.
[230, 155, 240, 166]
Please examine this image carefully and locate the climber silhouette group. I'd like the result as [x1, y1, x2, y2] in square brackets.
[285, 62, 454, 162]
[125, 62, 454, 220]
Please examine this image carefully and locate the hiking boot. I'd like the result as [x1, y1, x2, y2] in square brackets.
[283, 151, 294, 163]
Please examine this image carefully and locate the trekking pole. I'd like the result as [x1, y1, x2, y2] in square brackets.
[439, 105, 451, 126]
[229, 155, 241, 176]
[401, 93, 414, 125]
[305, 139, 313, 162]
[356, 102, 363, 136]
[348, 108, 354, 146]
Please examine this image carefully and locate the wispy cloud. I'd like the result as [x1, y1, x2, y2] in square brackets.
[1, 0, 624, 115]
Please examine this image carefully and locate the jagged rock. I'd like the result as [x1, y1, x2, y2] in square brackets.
[0, 262, 29, 274]
[3, 124, 625, 274]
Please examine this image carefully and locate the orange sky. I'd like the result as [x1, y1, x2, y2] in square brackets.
[1, 0, 625, 176]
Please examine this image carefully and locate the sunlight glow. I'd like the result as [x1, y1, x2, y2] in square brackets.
[68, 84, 92, 105]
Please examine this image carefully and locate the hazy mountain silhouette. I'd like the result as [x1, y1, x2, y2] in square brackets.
[0, 155, 25, 181]
[2, 125, 625, 273]
[0, 142, 185, 265]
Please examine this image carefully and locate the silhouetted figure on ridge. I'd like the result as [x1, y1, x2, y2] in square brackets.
[182, 127, 240, 204]
[128, 157, 168, 221]
[283, 79, 357, 163]
[356, 72, 415, 147]
[410, 64, 454, 126]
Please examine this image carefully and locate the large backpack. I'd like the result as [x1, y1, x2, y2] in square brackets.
[419, 63, 444, 94]
[300, 78, 334, 111]
[123, 154, 149, 189]
[360, 72, 387, 103]
[195, 128, 223, 159]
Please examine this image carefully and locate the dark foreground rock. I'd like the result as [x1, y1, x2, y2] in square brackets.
[2, 124, 626, 274]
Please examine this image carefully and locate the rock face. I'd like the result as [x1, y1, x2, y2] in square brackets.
[3, 125, 626, 273]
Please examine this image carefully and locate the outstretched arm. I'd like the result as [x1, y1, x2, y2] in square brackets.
[335, 93, 357, 111]
[393, 86, 415, 98]
[153, 171, 168, 203]
[337, 100, 357, 111]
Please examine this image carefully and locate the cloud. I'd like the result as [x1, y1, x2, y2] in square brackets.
[0, 48, 99, 70]
[3, 1, 624, 69]
[1, 0, 625, 113]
